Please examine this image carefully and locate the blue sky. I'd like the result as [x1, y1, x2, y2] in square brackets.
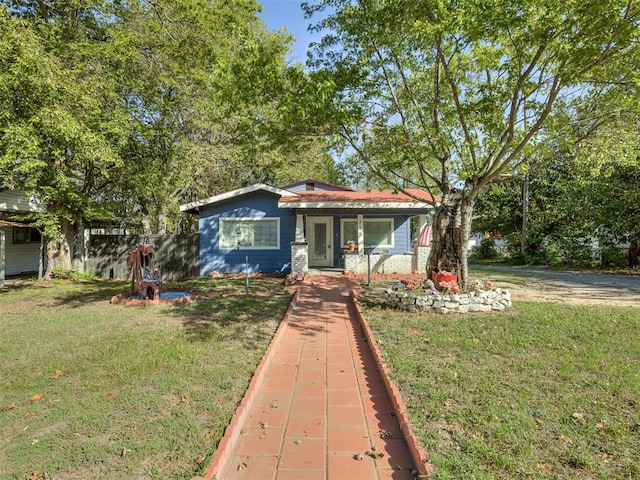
[257, 0, 318, 64]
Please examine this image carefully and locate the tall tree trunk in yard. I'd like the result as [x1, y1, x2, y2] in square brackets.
[71, 221, 86, 273]
[629, 239, 639, 268]
[157, 211, 167, 235]
[426, 187, 475, 290]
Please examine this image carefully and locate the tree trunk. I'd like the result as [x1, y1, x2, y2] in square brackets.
[71, 221, 86, 273]
[51, 218, 74, 272]
[141, 217, 152, 235]
[157, 211, 167, 235]
[426, 187, 474, 290]
[629, 239, 639, 269]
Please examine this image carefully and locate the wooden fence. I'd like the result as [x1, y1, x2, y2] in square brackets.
[88, 234, 199, 281]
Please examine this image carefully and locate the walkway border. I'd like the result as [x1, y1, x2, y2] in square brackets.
[349, 288, 434, 477]
[191, 287, 301, 480]
[193, 277, 434, 479]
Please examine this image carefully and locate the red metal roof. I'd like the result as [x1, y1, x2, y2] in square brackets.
[278, 188, 438, 204]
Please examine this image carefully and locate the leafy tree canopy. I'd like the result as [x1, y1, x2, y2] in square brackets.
[302, 0, 640, 286]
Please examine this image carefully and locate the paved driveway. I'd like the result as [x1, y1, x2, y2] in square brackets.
[472, 265, 640, 290]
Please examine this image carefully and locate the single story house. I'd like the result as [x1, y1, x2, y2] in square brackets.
[0, 187, 45, 285]
[180, 179, 436, 276]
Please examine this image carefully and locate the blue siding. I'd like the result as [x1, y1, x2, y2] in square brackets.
[199, 191, 296, 276]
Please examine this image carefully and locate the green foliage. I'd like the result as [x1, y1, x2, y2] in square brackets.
[543, 240, 565, 267]
[474, 89, 640, 268]
[475, 238, 499, 260]
[600, 247, 628, 268]
[50, 268, 97, 282]
[302, 0, 640, 286]
[1, 0, 340, 269]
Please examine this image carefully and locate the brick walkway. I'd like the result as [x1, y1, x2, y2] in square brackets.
[197, 274, 419, 480]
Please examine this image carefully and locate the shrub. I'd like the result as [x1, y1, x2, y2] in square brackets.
[600, 247, 627, 268]
[51, 268, 96, 282]
[476, 238, 499, 259]
[544, 241, 565, 267]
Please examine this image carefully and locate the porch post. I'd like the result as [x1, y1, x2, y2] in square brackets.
[418, 214, 428, 235]
[295, 214, 305, 242]
[291, 213, 308, 273]
[0, 230, 5, 288]
[417, 214, 427, 250]
[357, 214, 364, 255]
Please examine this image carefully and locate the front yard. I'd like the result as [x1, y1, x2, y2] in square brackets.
[3, 272, 639, 480]
[358, 276, 640, 479]
[0, 278, 291, 480]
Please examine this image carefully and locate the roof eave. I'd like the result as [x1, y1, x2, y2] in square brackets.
[278, 200, 433, 209]
[180, 184, 298, 213]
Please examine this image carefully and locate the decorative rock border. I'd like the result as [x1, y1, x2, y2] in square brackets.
[384, 286, 512, 313]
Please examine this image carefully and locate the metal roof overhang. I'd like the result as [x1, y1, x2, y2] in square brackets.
[277, 200, 432, 210]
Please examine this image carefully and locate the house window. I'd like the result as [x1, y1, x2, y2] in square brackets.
[341, 218, 394, 248]
[13, 227, 41, 244]
[219, 218, 280, 249]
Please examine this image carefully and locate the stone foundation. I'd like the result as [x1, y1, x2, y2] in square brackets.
[384, 285, 512, 314]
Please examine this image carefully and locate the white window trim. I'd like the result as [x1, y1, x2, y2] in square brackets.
[219, 217, 280, 250]
[340, 218, 394, 248]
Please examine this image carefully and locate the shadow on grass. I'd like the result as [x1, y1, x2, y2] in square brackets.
[168, 293, 292, 349]
[48, 280, 130, 306]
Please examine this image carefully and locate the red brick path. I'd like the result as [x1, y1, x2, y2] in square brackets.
[195, 274, 422, 480]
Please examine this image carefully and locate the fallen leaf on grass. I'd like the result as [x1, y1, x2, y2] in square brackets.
[106, 392, 116, 400]
[181, 394, 190, 404]
[537, 462, 555, 475]
[571, 412, 585, 423]
[597, 452, 614, 463]
[196, 455, 206, 465]
[205, 431, 214, 439]
[596, 422, 608, 430]
[53, 370, 64, 379]
[28, 471, 43, 480]
[31, 393, 46, 401]
[1, 402, 16, 412]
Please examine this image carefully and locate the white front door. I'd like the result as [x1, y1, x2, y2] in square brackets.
[308, 217, 333, 267]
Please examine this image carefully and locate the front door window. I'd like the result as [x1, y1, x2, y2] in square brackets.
[308, 217, 332, 267]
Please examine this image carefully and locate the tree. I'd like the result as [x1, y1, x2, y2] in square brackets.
[303, 0, 640, 288]
[2, 0, 338, 273]
[0, 2, 128, 273]
[474, 85, 640, 268]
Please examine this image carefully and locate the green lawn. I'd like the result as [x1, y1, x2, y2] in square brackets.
[358, 282, 640, 479]
[0, 277, 291, 480]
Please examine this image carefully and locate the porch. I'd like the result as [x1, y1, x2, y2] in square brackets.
[288, 212, 432, 275]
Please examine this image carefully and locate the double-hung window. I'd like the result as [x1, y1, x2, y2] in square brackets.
[340, 218, 394, 248]
[13, 227, 41, 244]
[219, 218, 280, 249]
